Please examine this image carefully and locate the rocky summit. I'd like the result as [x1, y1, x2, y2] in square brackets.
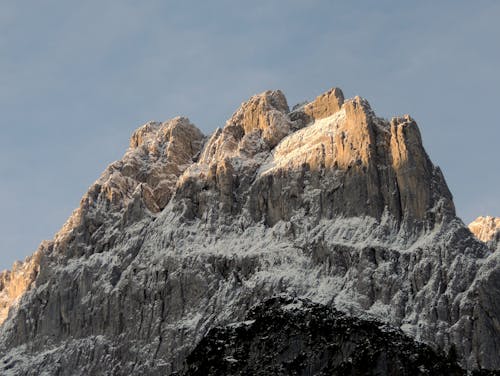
[469, 216, 500, 251]
[0, 88, 499, 375]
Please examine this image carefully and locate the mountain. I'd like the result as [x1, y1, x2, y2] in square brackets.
[469, 216, 500, 251]
[0, 88, 499, 375]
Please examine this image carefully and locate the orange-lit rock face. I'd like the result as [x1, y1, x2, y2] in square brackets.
[469, 216, 500, 248]
[302, 87, 344, 121]
[247, 96, 454, 227]
[198, 90, 292, 166]
[390, 115, 435, 222]
[0, 251, 40, 324]
[174, 89, 454, 229]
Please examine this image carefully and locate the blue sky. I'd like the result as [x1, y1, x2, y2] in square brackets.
[1, 1, 499, 270]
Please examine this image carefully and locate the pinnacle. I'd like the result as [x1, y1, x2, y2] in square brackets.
[129, 117, 203, 149]
[468, 216, 500, 245]
[222, 89, 292, 148]
[301, 87, 344, 120]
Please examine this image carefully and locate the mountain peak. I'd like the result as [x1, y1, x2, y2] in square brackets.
[225, 89, 291, 148]
[469, 216, 500, 250]
[172, 87, 456, 230]
[130, 116, 203, 150]
[301, 87, 345, 121]
[0, 87, 498, 374]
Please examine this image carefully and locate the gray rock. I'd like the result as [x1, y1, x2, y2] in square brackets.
[0, 88, 498, 375]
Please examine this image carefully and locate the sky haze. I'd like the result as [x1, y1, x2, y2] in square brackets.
[1, 0, 499, 270]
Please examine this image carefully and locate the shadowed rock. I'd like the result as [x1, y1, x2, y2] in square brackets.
[182, 296, 466, 376]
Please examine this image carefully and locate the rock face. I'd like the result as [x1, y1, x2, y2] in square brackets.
[469, 216, 500, 251]
[0, 87, 499, 375]
[50, 117, 205, 258]
[0, 251, 41, 325]
[301, 87, 344, 121]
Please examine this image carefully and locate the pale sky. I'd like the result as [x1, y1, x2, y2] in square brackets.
[1, 1, 499, 270]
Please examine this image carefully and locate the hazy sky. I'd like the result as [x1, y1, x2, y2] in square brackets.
[1, 1, 499, 270]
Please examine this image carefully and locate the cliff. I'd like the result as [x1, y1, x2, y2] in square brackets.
[0, 88, 498, 375]
[469, 216, 500, 251]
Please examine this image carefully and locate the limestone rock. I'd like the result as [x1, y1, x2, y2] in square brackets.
[54, 117, 205, 257]
[469, 216, 500, 250]
[0, 87, 499, 375]
[175, 90, 293, 220]
[0, 250, 41, 325]
[198, 90, 291, 163]
[248, 97, 454, 229]
[302, 87, 345, 121]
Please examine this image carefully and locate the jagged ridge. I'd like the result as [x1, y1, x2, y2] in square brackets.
[0, 87, 499, 375]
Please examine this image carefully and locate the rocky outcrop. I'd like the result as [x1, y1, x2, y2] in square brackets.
[301, 87, 344, 121]
[469, 216, 500, 250]
[246, 97, 454, 230]
[176, 91, 454, 231]
[0, 87, 499, 375]
[175, 90, 294, 219]
[0, 250, 41, 324]
[182, 296, 465, 376]
[199, 90, 292, 160]
[53, 117, 205, 258]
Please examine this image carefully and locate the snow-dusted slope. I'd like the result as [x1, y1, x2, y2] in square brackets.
[0, 88, 499, 374]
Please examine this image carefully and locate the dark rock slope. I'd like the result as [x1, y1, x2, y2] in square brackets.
[181, 296, 466, 376]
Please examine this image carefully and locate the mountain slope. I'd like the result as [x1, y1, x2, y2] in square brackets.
[0, 88, 499, 375]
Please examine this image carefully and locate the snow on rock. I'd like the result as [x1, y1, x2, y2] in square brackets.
[0, 87, 499, 375]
